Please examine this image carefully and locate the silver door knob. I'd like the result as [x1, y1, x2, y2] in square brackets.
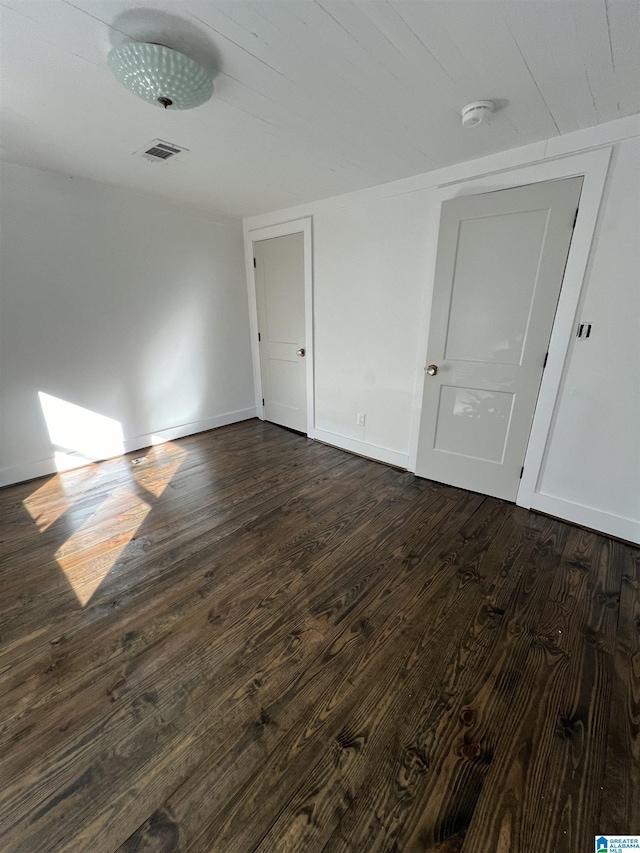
[426, 364, 438, 376]
[296, 348, 305, 357]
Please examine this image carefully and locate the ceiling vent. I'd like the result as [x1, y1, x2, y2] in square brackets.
[135, 139, 189, 163]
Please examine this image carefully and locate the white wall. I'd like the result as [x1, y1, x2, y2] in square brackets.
[245, 116, 640, 542]
[313, 191, 432, 461]
[0, 162, 255, 485]
[534, 138, 640, 535]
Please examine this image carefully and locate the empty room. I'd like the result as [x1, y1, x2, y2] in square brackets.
[0, 1, 639, 851]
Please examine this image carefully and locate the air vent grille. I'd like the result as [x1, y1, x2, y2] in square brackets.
[135, 138, 189, 163]
[146, 144, 179, 159]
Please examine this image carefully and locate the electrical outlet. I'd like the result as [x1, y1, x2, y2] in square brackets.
[357, 412, 366, 426]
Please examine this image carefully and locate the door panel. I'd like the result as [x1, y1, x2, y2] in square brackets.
[416, 177, 583, 501]
[254, 233, 307, 433]
[434, 386, 515, 463]
[445, 209, 549, 364]
[269, 356, 304, 411]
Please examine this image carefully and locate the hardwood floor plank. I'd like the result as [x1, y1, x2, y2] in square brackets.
[0, 444, 357, 649]
[0, 454, 386, 777]
[0, 421, 637, 853]
[247, 503, 535, 853]
[457, 526, 623, 852]
[0, 420, 273, 528]
[0, 439, 355, 654]
[76, 486, 476, 852]
[122, 490, 488, 853]
[0, 456, 444, 850]
[0, 426, 333, 572]
[255, 512, 565, 853]
[316, 511, 560, 853]
[599, 541, 640, 834]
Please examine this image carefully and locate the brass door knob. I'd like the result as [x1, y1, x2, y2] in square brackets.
[426, 364, 438, 376]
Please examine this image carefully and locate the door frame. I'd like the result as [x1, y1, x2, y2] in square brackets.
[408, 147, 612, 510]
[244, 217, 314, 434]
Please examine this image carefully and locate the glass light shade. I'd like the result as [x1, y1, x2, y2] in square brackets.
[108, 43, 213, 110]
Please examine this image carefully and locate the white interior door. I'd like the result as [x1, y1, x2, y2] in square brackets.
[254, 232, 307, 433]
[415, 177, 583, 501]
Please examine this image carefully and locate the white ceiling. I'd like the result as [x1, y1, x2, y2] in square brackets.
[1, 1, 638, 218]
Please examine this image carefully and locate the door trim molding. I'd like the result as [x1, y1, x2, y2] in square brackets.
[408, 147, 612, 512]
[244, 217, 315, 435]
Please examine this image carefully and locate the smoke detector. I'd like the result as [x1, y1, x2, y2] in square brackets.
[461, 101, 494, 128]
[135, 139, 189, 163]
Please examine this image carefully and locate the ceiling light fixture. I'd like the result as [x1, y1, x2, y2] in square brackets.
[461, 101, 494, 128]
[108, 43, 213, 110]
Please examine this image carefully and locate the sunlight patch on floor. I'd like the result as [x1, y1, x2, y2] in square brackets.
[22, 465, 99, 532]
[133, 438, 188, 498]
[53, 491, 151, 606]
[23, 395, 188, 606]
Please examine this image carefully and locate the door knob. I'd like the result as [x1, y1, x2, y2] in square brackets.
[426, 364, 438, 376]
[296, 348, 305, 357]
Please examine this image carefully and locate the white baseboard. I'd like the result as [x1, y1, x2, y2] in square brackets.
[0, 457, 60, 488]
[530, 492, 640, 545]
[0, 407, 257, 487]
[309, 427, 408, 469]
[123, 408, 257, 451]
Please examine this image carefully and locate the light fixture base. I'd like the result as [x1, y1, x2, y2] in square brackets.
[108, 43, 213, 110]
[461, 100, 494, 128]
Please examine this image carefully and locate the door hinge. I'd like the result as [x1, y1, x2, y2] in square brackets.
[262, 398, 265, 406]
[573, 208, 579, 228]
[258, 332, 261, 342]
[253, 257, 256, 268]
[520, 466, 524, 479]
[543, 352, 548, 368]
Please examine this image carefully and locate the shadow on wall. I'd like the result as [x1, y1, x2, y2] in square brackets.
[137, 295, 209, 434]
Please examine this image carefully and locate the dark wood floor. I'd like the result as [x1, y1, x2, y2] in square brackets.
[0, 420, 638, 853]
